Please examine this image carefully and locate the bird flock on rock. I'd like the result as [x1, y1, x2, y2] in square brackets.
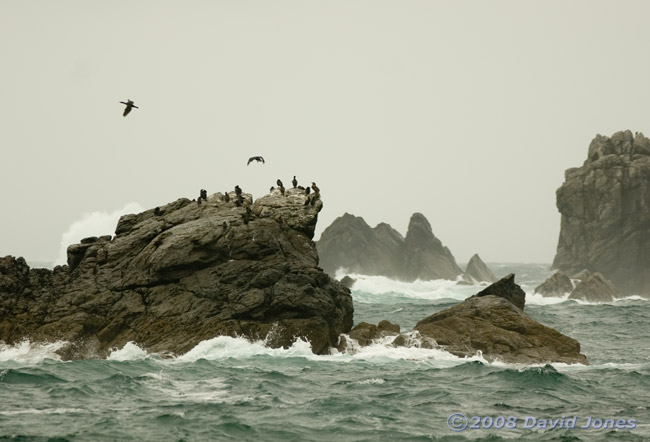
[118, 99, 320, 224]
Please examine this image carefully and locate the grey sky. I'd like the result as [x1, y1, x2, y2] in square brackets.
[2, 1, 649, 265]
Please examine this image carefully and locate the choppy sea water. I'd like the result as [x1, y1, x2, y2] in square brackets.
[1, 264, 649, 441]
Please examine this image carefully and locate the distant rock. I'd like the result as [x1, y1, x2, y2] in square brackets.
[316, 214, 404, 279]
[569, 272, 621, 302]
[464, 254, 497, 283]
[553, 130, 650, 296]
[401, 213, 465, 281]
[0, 187, 353, 359]
[316, 212, 464, 282]
[339, 275, 356, 289]
[413, 274, 588, 364]
[535, 272, 574, 297]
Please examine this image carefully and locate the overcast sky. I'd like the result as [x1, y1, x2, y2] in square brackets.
[2, 1, 649, 266]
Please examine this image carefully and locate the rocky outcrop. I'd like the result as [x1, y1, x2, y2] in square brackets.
[553, 130, 650, 296]
[316, 212, 464, 281]
[569, 272, 621, 302]
[413, 274, 588, 364]
[315, 214, 404, 279]
[0, 188, 353, 359]
[464, 254, 497, 283]
[534, 272, 574, 297]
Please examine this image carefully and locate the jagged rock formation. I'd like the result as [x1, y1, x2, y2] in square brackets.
[413, 274, 588, 364]
[534, 272, 574, 297]
[0, 188, 353, 359]
[464, 254, 497, 283]
[553, 130, 650, 296]
[316, 213, 464, 281]
[569, 272, 621, 302]
[535, 270, 620, 302]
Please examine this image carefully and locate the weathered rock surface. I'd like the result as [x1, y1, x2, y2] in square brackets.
[553, 130, 650, 296]
[316, 212, 464, 281]
[0, 188, 353, 359]
[569, 272, 621, 302]
[347, 320, 401, 346]
[534, 272, 574, 297]
[464, 254, 497, 283]
[413, 274, 588, 364]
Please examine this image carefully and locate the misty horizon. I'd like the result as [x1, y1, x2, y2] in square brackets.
[3, 1, 650, 264]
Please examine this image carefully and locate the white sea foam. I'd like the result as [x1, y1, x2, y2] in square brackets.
[0, 340, 65, 363]
[175, 335, 315, 362]
[55, 202, 144, 266]
[0, 408, 86, 416]
[107, 341, 150, 361]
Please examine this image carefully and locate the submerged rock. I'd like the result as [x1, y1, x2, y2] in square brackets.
[0, 187, 353, 359]
[413, 274, 588, 364]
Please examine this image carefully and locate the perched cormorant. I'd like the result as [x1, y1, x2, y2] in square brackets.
[153, 207, 161, 216]
[235, 185, 242, 196]
[120, 99, 139, 117]
[276, 179, 283, 187]
[269, 186, 275, 193]
[223, 191, 230, 202]
[311, 182, 320, 193]
[292, 176, 298, 188]
[305, 186, 311, 195]
[247, 156, 265, 165]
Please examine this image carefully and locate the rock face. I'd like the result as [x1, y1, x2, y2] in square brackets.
[413, 274, 588, 364]
[464, 254, 497, 283]
[553, 130, 650, 296]
[534, 272, 574, 297]
[0, 188, 353, 359]
[569, 272, 621, 302]
[317, 212, 464, 281]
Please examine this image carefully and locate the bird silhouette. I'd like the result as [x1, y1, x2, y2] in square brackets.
[120, 99, 139, 117]
[247, 156, 265, 165]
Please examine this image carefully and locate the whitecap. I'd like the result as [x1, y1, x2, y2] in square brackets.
[0, 340, 65, 363]
[107, 341, 150, 361]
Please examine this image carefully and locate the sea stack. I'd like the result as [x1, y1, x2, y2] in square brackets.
[553, 130, 650, 297]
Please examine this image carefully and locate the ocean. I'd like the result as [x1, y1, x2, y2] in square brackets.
[1, 263, 648, 441]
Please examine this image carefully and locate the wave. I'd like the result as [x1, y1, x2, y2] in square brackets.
[0, 340, 64, 363]
[341, 272, 649, 306]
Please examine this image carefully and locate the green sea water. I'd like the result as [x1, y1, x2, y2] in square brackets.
[1, 264, 648, 441]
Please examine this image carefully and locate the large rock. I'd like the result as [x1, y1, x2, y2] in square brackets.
[413, 274, 588, 364]
[553, 130, 650, 296]
[464, 254, 497, 283]
[535, 272, 574, 297]
[316, 212, 464, 281]
[0, 188, 353, 359]
[569, 272, 621, 302]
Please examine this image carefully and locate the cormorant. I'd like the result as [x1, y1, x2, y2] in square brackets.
[276, 179, 283, 187]
[247, 156, 265, 165]
[120, 99, 139, 117]
[311, 182, 320, 193]
[292, 176, 298, 188]
[223, 192, 230, 202]
[235, 185, 242, 196]
[305, 186, 311, 195]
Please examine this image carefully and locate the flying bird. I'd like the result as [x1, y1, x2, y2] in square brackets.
[120, 99, 139, 117]
[247, 156, 265, 165]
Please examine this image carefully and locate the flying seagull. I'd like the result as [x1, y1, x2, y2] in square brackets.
[247, 156, 265, 165]
[120, 99, 139, 117]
